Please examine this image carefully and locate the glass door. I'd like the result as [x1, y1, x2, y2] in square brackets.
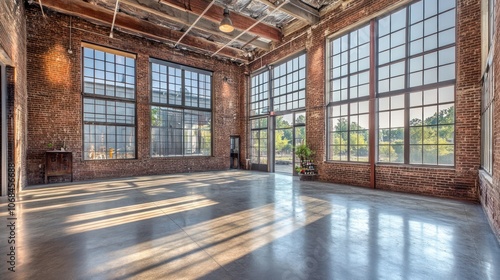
[274, 112, 306, 174]
[230, 136, 240, 169]
[250, 118, 268, 171]
[275, 114, 293, 173]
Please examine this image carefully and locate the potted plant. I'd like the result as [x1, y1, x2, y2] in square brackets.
[294, 143, 314, 161]
[295, 165, 305, 174]
[294, 144, 318, 180]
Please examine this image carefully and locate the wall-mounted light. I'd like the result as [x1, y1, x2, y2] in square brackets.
[219, 8, 234, 33]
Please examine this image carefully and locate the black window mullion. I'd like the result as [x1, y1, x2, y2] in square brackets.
[269, 68, 273, 113]
[404, 92, 410, 163]
[181, 69, 185, 107]
[403, 6, 410, 164]
[346, 104, 351, 162]
[197, 75, 200, 109]
[166, 67, 170, 105]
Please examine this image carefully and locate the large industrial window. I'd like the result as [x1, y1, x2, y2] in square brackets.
[82, 44, 136, 160]
[250, 118, 268, 166]
[250, 53, 306, 116]
[249, 53, 306, 169]
[150, 59, 212, 157]
[481, 66, 494, 174]
[326, 0, 456, 166]
[272, 54, 306, 112]
[481, 0, 495, 174]
[489, 0, 496, 46]
[327, 24, 370, 162]
[250, 70, 269, 116]
[379, 1, 456, 165]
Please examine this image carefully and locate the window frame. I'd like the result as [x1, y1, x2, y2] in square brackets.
[325, 0, 457, 166]
[149, 58, 213, 157]
[249, 117, 269, 166]
[327, 24, 372, 162]
[81, 43, 137, 161]
[250, 69, 270, 117]
[481, 64, 494, 174]
[480, 0, 495, 174]
[271, 52, 307, 112]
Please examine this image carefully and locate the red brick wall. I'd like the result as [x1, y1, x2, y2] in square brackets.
[0, 0, 27, 192]
[478, 0, 500, 243]
[247, 0, 482, 200]
[26, 7, 242, 185]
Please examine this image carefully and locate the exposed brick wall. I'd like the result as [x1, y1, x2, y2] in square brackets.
[0, 0, 27, 192]
[247, 0, 482, 200]
[26, 7, 242, 185]
[239, 66, 250, 166]
[478, 0, 500, 243]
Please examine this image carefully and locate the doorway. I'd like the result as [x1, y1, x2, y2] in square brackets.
[230, 136, 240, 169]
[250, 118, 268, 171]
[274, 112, 305, 174]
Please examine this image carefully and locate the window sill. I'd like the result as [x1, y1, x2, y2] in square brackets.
[324, 161, 369, 165]
[479, 170, 493, 185]
[323, 161, 456, 170]
[375, 162, 455, 170]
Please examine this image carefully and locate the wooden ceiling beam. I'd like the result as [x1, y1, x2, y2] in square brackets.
[254, 0, 319, 25]
[35, 0, 248, 61]
[121, 0, 270, 50]
[159, 0, 282, 42]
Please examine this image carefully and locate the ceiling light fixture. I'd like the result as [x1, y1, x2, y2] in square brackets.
[219, 8, 234, 33]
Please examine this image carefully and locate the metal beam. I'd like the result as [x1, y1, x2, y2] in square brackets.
[160, 0, 282, 42]
[254, 0, 319, 25]
[174, 0, 216, 47]
[212, 0, 288, 57]
[120, 0, 270, 50]
[35, 0, 248, 61]
[109, 0, 120, 38]
[319, 0, 350, 17]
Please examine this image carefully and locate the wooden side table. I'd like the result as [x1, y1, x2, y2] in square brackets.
[45, 151, 73, 184]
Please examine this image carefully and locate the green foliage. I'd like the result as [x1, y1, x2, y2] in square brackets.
[296, 114, 306, 124]
[331, 117, 369, 160]
[275, 130, 290, 152]
[294, 143, 314, 160]
[295, 165, 303, 173]
[379, 105, 455, 163]
[151, 107, 161, 126]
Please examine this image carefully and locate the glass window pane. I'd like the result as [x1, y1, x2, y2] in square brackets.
[83, 46, 137, 160]
[379, 97, 390, 111]
[391, 110, 405, 127]
[410, 145, 423, 163]
[410, 1, 423, 23]
[439, 86, 455, 103]
[439, 64, 455, 82]
[391, 8, 407, 31]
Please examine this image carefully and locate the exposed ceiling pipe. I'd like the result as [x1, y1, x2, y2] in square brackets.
[38, 0, 46, 17]
[211, 0, 288, 58]
[119, 0, 269, 50]
[68, 16, 73, 54]
[110, 0, 120, 38]
[240, 35, 259, 49]
[249, 28, 307, 65]
[238, 0, 253, 12]
[175, 0, 217, 48]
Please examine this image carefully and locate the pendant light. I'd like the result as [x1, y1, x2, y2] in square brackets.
[219, 8, 234, 33]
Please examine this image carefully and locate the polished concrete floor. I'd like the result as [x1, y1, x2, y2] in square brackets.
[0, 171, 499, 279]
